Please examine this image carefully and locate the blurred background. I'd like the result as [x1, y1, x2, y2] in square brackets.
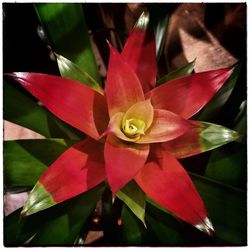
[3, 3, 246, 75]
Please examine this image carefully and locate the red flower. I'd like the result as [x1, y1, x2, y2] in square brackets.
[9, 12, 237, 235]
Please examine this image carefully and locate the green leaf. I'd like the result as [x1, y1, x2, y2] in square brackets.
[4, 80, 81, 139]
[4, 139, 76, 190]
[116, 180, 146, 225]
[146, 196, 171, 214]
[4, 208, 24, 246]
[55, 53, 103, 94]
[147, 5, 169, 59]
[205, 143, 247, 189]
[154, 15, 169, 60]
[191, 173, 247, 245]
[199, 122, 239, 152]
[34, 3, 100, 83]
[121, 205, 148, 245]
[145, 203, 187, 246]
[121, 201, 187, 246]
[30, 184, 104, 245]
[4, 184, 105, 246]
[195, 63, 241, 121]
[233, 100, 247, 143]
[157, 60, 195, 85]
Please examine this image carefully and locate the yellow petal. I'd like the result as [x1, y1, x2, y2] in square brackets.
[122, 99, 154, 131]
[106, 112, 138, 142]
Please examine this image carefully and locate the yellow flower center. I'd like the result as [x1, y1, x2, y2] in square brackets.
[122, 118, 146, 139]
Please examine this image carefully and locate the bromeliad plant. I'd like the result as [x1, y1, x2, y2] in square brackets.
[4, 6, 244, 246]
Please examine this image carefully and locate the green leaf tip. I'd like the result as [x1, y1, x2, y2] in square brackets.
[55, 53, 104, 95]
[200, 122, 240, 151]
[157, 59, 196, 85]
[21, 182, 56, 216]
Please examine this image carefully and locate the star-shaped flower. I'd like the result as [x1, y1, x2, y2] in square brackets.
[9, 12, 238, 235]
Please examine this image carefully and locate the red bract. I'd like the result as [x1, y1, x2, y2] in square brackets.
[9, 12, 235, 235]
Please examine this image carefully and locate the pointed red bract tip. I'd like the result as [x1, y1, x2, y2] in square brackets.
[147, 67, 233, 119]
[9, 72, 109, 140]
[135, 149, 208, 228]
[121, 13, 157, 93]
